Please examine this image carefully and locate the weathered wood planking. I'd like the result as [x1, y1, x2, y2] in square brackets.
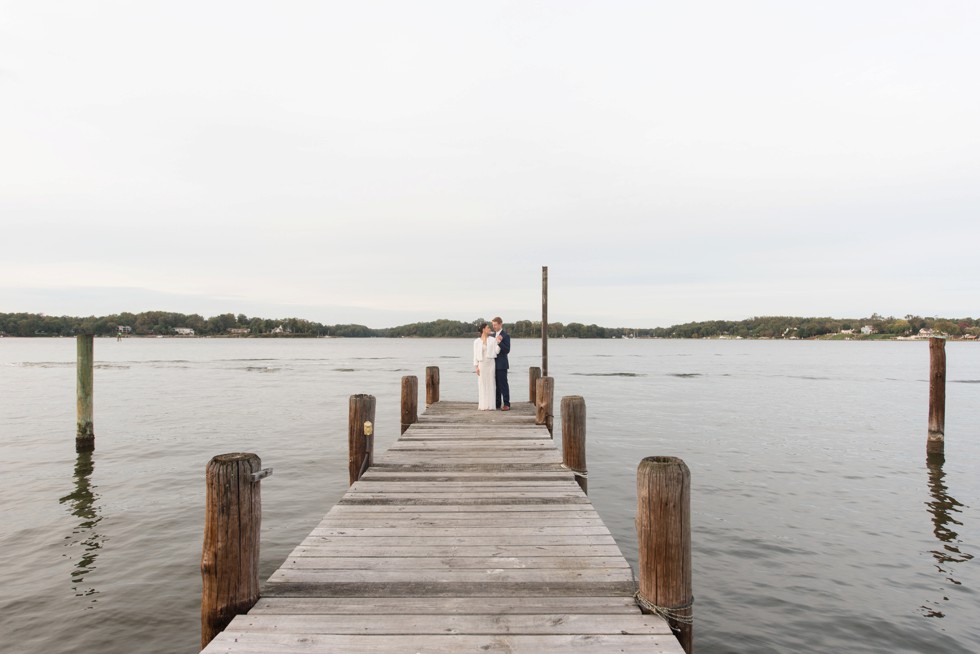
[201, 634, 682, 653]
[201, 401, 686, 653]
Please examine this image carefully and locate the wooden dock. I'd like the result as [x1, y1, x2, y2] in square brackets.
[200, 401, 686, 653]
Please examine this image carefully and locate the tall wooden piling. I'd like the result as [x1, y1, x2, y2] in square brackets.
[529, 366, 541, 404]
[201, 453, 263, 650]
[636, 456, 693, 654]
[927, 337, 946, 457]
[542, 265, 549, 377]
[348, 394, 376, 485]
[561, 396, 587, 494]
[535, 376, 554, 437]
[401, 375, 419, 435]
[425, 366, 440, 405]
[76, 334, 95, 452]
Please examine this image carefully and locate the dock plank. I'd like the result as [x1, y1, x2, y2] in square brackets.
[231, 613, 672, 634]
[278, 556, 631, 570]
[203, 633, 682, 653]
[248, 596, 643, 614]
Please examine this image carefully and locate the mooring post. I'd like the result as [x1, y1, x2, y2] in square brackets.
[349, 394, 376, 485]
[76, 334, 95, 452]
[636, 456, 693, 654]
[401, 375, 418, 435]
[535, 376, 554, 437]
[561, 396, 587, 494]
[425, 366, 440, 406]
[529, 366, 541, 404]
[928, 337, 946, 457]
[541, 265, 549, 377]
[201, 452, 267, 650]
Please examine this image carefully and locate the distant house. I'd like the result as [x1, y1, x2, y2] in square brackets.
[918, 328, 935, 338]
[174, 327, 195, 336]
[861, 325, 875, 335]
[271, 325, 291, 335]
[117, 326, 132, 334]
[227, 328, 250, 336]
[839, 329, 855, 335]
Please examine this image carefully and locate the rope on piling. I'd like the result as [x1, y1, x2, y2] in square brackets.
[357, 454, 370, 480]
[633, 591, 695, 626]
[629, 564, 694, 627]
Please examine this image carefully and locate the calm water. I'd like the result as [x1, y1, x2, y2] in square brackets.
[0, 337, 977, 653]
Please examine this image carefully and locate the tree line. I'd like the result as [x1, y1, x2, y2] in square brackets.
[658, 314, 980, 339]
[1, 311, 977, 339]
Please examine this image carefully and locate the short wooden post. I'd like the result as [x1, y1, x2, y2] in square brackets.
[201, 453, 263, 649]
[401, 375, 418, 434]
[561, 396, 587, 494]
[927, 337, 946, 457]
[348, 394, 376, 485]
[636, 456, 693, 653]
[529, 366, 541, 403]
[76, 334, 95, 452]
[425, 366, 440, 405]
[535, 376, 554, 437]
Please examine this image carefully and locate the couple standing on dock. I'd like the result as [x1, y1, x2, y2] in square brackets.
[473, 317, 510, 411]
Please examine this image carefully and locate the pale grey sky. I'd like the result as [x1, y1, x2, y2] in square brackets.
[2, 1, 978, 328]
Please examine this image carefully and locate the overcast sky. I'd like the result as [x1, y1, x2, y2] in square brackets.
[2, 1, 978, 328]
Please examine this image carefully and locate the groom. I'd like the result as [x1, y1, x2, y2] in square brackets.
[491, 317, 510, 410]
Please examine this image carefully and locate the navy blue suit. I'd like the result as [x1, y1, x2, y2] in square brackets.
[494, 330, 511, 408]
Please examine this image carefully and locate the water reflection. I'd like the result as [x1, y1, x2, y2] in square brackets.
[921, 453, 973, 618]
[58, 450, 104, 604]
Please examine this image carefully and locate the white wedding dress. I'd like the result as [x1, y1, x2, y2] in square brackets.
[473, 336, 499, 410]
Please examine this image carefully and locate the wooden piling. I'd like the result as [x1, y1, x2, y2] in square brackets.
[636, 456, 693, 654]
[561, 396, 587, 494]
[401, 375, 418, 435]
[529, 366, 541, 404]
[535, 376, 554, 437]
[348, 394, 376, 485]
[425, 366, 440, 405]
[928, 337, 946, 456]
[201, 452, 263, 650]
[76, 334, 95, 452]
[542, 265, 549, 377]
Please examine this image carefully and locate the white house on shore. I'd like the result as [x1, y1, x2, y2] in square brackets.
[174, 327, 195, 336]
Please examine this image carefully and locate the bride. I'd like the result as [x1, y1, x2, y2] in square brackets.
[472, 322, 500, 410]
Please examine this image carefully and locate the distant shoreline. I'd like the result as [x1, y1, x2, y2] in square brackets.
[3, 333, 977, 343]
[2, 311, 977, 340]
